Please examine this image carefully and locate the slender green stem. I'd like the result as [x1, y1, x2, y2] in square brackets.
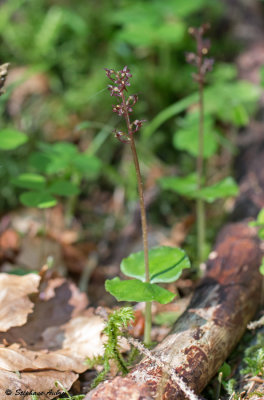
[196, 197, 205, 263]
[129, 136, 150, 283]
[121, 92, 151, 345]
[196, 51, 206, 264]
[144, 301, 152, 345]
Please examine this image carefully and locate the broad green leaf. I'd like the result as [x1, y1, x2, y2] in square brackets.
[195, 177, 239, 203]
[258, 227, 264, 240]
[35, 142, 79, 174]
[48, 180, 80, 196]
[257, 209, 264, 225]
[259, 258, 264, 275]
[105, 277, 175, 304]
[52, 141, 78, 156]
[29, 151, 51, 173]
[218, 362, 231, 379]
[143, 80, 259, 140]
[12, 174, 46, 190]
[0, 129, 28, 150]
[159, 173, 198, 197]
[249, 210, 264, 239]
[173, 114, 218, 158]
[204, 81, 260, 126]
[73, 154, 102, 178]
[116, 20, 185, 47]
[230, 104, 249, 126]
[20, 191, 57, 208]
[121, 246, 190, 284]
[210, 63, 237, 83]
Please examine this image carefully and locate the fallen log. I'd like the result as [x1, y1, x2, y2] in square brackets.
[86, 145, 264, 400]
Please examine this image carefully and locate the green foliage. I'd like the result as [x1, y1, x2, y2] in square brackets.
[159, 173, 199, 196]
[173, 113, 218, 158]
[105, 246, 190, 304]
[11, 141, 101, 209]
[0, 129, 28, 150]
[144, 64, 260, 139]
[249, 208, 264, 240]
[195, 177, 239, 203]
[86, 307, 134, 388]
[121, 246, 190, 283]
[160, 175, 238, 203]
[240, 334, 264, 378]
[12, 173, 79, 208]
[259, 257, 264, 276]
[105, 277, 175, 304]
[218, 362, 231, 380]
[29, 142, 101, 179]
[223, 378, 237, 397]
[242, 347, 264, 377]
[20, 191, 57, 209]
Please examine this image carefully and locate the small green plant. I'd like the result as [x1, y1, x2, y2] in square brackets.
[242, 347, 264, 377]
[86, 307, 134, 388]
[249, 209, 264, 241]
[159, 26, 239, 263]
[11, 141, 101, 221]
[216, 362, 237, 398]
[104, 66, 190, 345]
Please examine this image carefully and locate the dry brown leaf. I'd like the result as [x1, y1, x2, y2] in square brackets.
[0, 273, 40, 332]
[43, 312, 105, 360]
[0, 277, 88, 349]
[0, 273, 105, 397]
[0, 344, 87, 373]
[0, 369, 77, 400]
[0, 314, 104, 373]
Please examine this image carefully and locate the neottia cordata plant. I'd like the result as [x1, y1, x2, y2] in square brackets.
[159, 25, 239, 265]
[186, 24, 214, 263]
[104, 66, 190, 345]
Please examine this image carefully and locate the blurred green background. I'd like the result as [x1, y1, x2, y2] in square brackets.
[0, 0, 261, 232]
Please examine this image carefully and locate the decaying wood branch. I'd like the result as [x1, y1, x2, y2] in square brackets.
[86, 145, 264, 400]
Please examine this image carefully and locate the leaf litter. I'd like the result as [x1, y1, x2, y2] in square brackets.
[0, 272, 105, 400]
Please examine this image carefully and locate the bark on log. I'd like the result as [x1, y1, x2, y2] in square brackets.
[86, 145, 264, 400]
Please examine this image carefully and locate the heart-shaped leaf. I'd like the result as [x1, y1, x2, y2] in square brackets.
[73, 154, 102, 178]
[48, 180, 80, 196]
[259, 257, 264, 276]
[0, 129, 28, 150]
[159, 173, 199, 197]
[121, 246, 190, 284]
[29, 152, 51, 173]
[52, 142, 78, 157]
[173, 116, 218, 158]
[105, 278, 175, 304]
[12, 174, 46, 190]
[195, 177, 239, 203]
[250, 209, 264, 227]
[20, 192, 57, 208]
